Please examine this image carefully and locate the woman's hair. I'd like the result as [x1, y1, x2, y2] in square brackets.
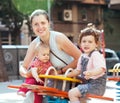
[35, 43, 50, 55]
[30, 9, 49, 23]
[78, 23, 101, 49]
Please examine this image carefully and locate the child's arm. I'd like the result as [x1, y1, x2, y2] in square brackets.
[83, 67, 106, 80]
[31, 67, 44, 84]
[67, 69, 81, 78]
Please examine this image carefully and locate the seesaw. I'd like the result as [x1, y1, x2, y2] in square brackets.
[108, 63, 120, 81]
[8, 84, 68, 98]
[8, 84, 114, 101]
[107, 77, 120, 81]
[39, 75, 82, 83]
[108, 63, 120, 74]
[40, 67, 82, 91]
[108, 69, 120, 73]
[7, 67, 114, 101]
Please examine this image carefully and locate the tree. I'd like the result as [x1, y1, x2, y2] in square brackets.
[0, 0, 25, 44]
[0, 0, 53, 81]
[12, 0, 54, 15]
[0, 33, 8, 81]
[0, 0, 24, 81]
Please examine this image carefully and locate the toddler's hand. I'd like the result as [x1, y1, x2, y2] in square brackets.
[83, 71, 92, 80]
[35, 77, 44, 84]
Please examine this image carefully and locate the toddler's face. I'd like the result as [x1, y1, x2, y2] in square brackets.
[38, 48, 50, 62]
[80, 35, 97, 54]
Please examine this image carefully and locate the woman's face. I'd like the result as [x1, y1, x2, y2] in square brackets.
[80, 35, 97, 54]
[31, 15, 50, 37]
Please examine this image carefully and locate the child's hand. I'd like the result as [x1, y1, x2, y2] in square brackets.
[35, 77, 44, 84]
[83, 71, 92, 80]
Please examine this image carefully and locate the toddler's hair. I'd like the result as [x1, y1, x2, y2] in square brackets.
[78, 23, 101, 49]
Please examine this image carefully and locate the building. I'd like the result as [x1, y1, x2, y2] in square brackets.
[50, 0, 120, 51]
[1, 0, 120, 51]
[108, 0, 120, 10]
[51, 0, 107, 43]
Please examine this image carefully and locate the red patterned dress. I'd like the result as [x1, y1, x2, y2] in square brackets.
[18, 57, 52, 103]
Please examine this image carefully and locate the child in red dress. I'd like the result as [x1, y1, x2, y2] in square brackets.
[17, 43, 54, 103]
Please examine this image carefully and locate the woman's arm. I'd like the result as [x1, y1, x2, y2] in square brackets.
[56, 34, 81, 73]
[19, 65, 31, 78]
[20, 40, 37, 78]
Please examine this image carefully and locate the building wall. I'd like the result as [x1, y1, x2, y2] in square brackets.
[81, 0, 106, 5]
[104, 18, 120, 51]
[51, 1, 104, 43]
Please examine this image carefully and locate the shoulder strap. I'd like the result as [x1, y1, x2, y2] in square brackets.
[50, 50, 68, 65]
[40, 38, 68, 65]
[89, 50, 101, 57]
[88, 50, 95, 57]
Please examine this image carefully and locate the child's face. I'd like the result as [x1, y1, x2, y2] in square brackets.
[80, 35, 97, 54]
[38, 48, 50, 62]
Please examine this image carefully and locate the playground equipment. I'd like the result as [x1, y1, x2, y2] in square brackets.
[108, 63, 120, 81]
[8, 67, 114, 102]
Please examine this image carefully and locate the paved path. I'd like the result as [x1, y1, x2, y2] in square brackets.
[0, 80, 24, 103]
[0, 79, 120, 103]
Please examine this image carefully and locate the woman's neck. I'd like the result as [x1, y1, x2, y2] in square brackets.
[40, 32, 50, 45]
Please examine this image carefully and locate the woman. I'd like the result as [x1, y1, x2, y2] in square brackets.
[20, 9, 81, 103]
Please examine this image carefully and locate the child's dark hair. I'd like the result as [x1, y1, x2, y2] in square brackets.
[78, 24, 101, 49]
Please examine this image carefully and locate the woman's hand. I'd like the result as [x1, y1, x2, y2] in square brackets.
[19, 65, 32, 78]
[57, 69, 64, 74]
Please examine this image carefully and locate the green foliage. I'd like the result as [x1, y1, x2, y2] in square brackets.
[0, 0, 25, 44]
[12, 0, 53, 15]
[0, 0, 24, 27]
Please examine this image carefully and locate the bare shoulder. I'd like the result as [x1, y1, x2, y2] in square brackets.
[56, 34, 71, 48]
[23, 37, 38, 63]
[56, 33, 80, 56]
[56, 33, 72, 46]
[29, 37, 39, 50]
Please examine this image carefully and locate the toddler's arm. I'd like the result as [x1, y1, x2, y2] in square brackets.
[31, 67, 44, 84]
[83, 67, 106, 80]
[67, 69, 81, 78]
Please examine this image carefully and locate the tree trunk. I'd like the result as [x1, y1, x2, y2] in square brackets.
[0, 34, 8, 82]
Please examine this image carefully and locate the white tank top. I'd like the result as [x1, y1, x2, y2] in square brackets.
[34, 31, 73, 70]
